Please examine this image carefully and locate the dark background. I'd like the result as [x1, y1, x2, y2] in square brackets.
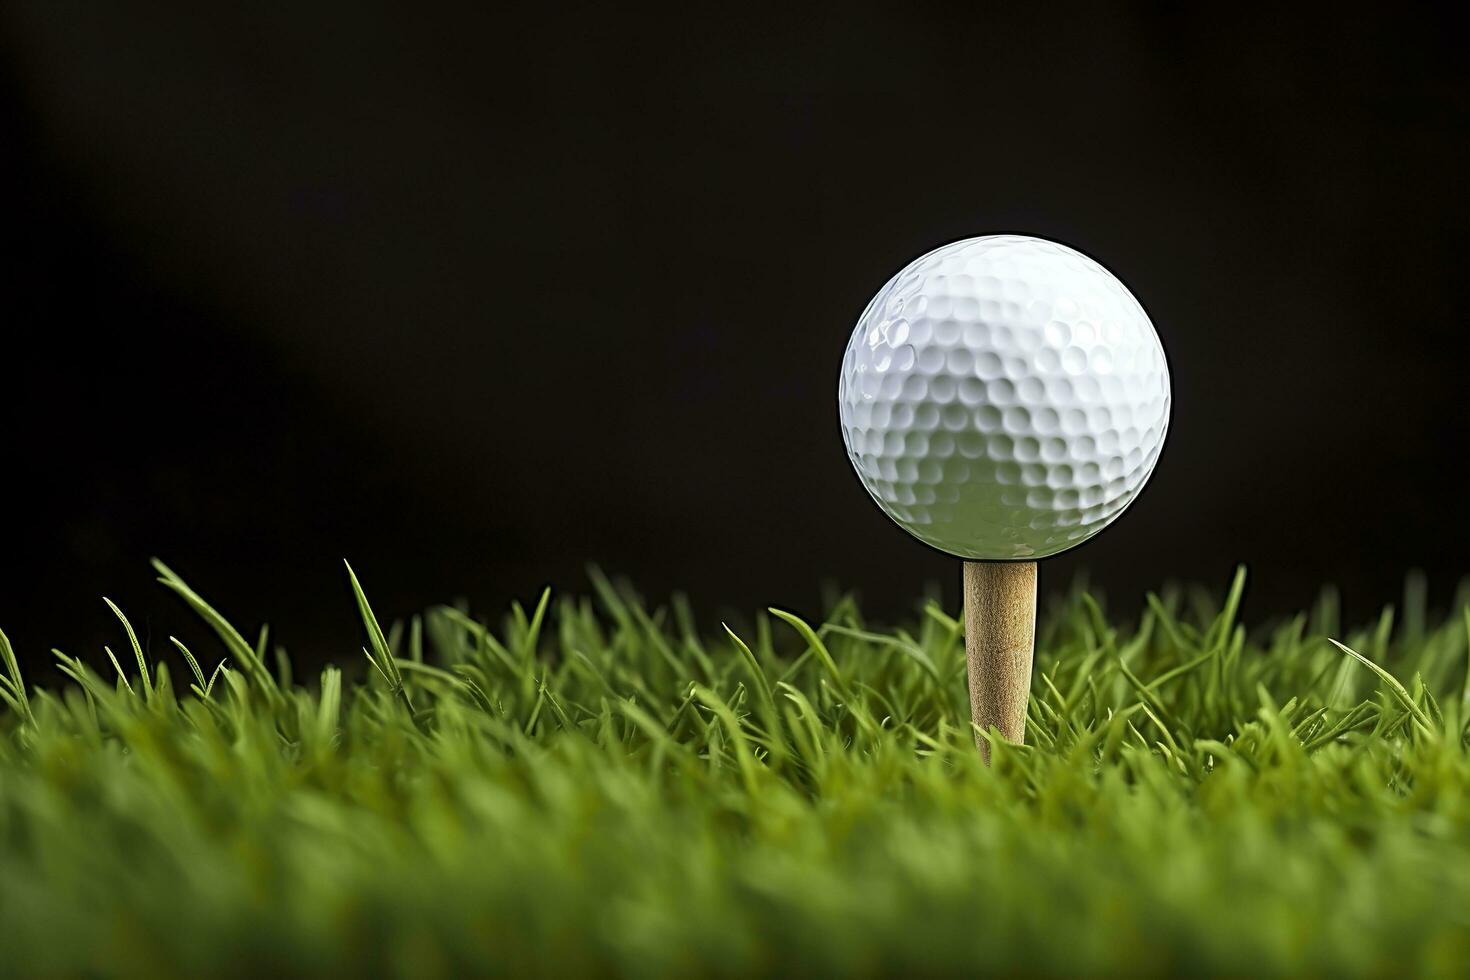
[2, 4, 1466, 669]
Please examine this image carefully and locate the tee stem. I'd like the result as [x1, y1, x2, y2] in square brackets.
[963, 560, 1037, 764]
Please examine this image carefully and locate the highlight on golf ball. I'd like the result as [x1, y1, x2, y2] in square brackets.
[838, 234, 1171, 560]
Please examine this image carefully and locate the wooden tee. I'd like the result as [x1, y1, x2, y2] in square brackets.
[963, 560, 1038, 763]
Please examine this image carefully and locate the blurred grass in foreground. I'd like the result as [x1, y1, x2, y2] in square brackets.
[3, 562, 1470, 977]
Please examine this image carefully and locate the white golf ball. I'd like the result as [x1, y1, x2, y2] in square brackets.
[838, 235, 1170, 560]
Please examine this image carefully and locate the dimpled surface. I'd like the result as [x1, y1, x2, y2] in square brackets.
[838, 235, 1170, 560]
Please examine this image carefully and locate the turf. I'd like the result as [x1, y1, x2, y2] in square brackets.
[3, 562, 1470, 977]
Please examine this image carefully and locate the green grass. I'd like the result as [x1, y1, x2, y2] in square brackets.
[3, 562, 1470, 977]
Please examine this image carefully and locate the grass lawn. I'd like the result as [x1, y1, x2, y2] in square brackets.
[3, 561, 1470, 977]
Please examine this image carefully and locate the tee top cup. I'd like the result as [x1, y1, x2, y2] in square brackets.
[838, 234, 1170, 759]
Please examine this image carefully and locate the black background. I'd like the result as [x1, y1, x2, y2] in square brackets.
[2, 4, 1466, 670]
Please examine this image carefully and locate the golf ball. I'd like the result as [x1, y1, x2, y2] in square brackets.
[838, 235, 1170, 560]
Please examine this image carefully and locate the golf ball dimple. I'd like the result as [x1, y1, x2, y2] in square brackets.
[838, 235, 1170, 560]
